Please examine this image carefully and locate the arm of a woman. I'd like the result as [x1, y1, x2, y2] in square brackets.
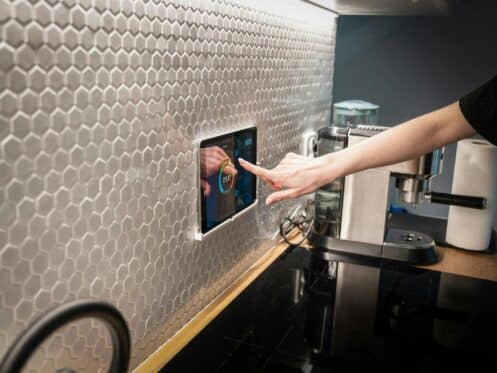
[239, 102, 476, 205]
[336, 102, 475, 176]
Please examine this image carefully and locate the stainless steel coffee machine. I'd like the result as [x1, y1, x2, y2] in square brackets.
[311, 125, 486, 266]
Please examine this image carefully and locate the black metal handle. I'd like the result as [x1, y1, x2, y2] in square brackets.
[428, 192, 486, 209]
[0, 299, 130, 373]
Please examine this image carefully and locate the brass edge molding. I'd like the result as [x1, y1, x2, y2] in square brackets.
[133, 238, 291, 373]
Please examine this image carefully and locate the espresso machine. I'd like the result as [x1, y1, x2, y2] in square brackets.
[305, 124, 487, 359]
[310, 125, 486, 266]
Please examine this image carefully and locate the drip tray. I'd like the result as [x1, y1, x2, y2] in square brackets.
[388, 212, 496, 253]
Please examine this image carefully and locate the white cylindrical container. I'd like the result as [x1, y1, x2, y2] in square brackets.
[446, 139, 497, 251]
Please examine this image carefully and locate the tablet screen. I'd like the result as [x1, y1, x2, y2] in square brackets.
[200, 128, 257, 233]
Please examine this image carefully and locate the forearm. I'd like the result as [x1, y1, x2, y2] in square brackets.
[322, 101, 476, 181]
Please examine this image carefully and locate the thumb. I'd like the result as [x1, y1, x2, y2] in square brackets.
[201, 179, 211, 196]
[266, 188, 299, 205]
[222, 165, 238, 177]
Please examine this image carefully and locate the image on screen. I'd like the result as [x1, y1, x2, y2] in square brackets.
[200, 128, 257, 233]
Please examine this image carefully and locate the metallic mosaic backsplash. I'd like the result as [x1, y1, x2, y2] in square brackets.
[0, 0, 336, 371]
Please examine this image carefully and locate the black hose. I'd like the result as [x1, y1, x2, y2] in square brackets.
[0, 299, 130, 373]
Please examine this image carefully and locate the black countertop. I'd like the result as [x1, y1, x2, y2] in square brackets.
[163, 245, 497, 373]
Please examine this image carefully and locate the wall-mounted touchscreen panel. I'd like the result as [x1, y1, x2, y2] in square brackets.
[200, 127, 257, 234]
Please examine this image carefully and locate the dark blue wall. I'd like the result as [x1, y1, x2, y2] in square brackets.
[333, 9, 497, 219]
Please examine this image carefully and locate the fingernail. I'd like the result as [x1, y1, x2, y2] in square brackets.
[238, 158, 245, 162]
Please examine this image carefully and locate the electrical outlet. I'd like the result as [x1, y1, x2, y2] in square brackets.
[300, 131, 317, 157]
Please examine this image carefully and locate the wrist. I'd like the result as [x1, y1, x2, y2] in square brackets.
[315, 152, 345, 187]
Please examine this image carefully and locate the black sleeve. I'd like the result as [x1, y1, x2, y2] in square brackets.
[459, 74, 497, 145]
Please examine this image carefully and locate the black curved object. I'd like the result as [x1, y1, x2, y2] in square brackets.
[0, 299, 130, 373]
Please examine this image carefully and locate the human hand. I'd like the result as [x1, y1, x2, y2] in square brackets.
[239, 153, 336, 205]
[200, 146, 237, 197]
[200, 146, 237, 178]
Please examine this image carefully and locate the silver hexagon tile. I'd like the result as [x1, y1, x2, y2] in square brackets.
[0, 0, 336, 371]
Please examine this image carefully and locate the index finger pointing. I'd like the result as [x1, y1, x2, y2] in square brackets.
[238, 158, 269, 179]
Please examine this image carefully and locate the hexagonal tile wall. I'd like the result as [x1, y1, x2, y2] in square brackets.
[0, 0, 336, 371]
